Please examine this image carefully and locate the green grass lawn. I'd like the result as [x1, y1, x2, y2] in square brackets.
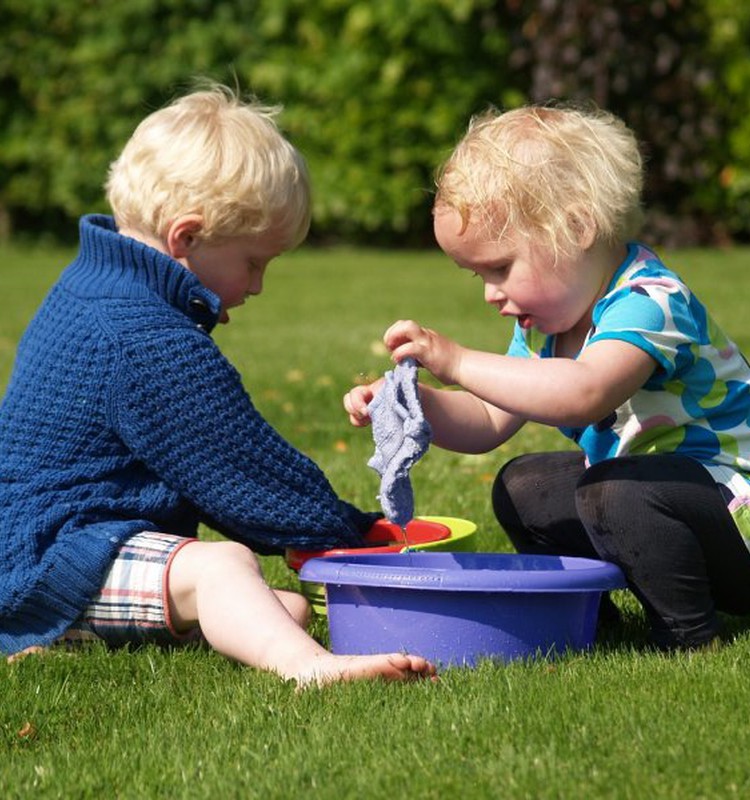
[2, 240, 750, 798]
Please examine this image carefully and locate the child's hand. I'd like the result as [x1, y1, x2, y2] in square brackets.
[384, 320, 462, 385]
[343, 378, 384, 427]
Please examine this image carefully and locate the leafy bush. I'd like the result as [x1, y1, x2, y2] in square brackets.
[705, 0, 750, 239]
[505, 0, 730, 244]
[0, 0, 748, 244]
[242, 0, 521, 243]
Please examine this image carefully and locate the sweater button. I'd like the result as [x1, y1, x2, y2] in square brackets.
[196, 323, 209, 333]
[189, 298, 209, 312]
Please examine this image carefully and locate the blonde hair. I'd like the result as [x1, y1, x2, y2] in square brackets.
[435, 104, 644, 258]
[106, 83, 311, 247]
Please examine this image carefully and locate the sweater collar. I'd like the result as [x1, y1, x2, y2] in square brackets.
[69, 214, 222, 333]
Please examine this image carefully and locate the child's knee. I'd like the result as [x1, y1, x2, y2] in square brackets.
[167, 540, 263, 629]
[492, 453, 549, 523]
[170, 540, 261, 596]
[206, 540, 262, 575]
[492, 456, 527, 521]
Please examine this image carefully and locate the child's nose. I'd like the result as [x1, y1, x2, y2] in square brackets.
[484, 282, 504, 304]
[247, 270, 265, 295]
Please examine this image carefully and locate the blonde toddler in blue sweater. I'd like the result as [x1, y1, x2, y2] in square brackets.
[0, 84, 435, 686]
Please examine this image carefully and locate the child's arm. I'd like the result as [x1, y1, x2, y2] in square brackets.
[383, 318, 656, 428]
[419, 385, 526, 452]
[111, 326, 372, 552]
[448, 340, 654, 426]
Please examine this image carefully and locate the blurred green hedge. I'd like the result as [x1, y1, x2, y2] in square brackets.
[1, 0, 748, 245]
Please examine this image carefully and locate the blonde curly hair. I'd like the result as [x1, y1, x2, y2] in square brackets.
[435, 104, 644, 259]
[106, 83, 310, 248]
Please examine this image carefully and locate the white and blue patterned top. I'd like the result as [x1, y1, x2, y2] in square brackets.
[507, 243, 750, 534]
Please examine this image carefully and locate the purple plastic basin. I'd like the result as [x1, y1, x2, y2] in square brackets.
[300, 552, 626, 667]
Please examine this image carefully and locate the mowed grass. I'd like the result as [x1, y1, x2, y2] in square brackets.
[2, 240, 750, 798]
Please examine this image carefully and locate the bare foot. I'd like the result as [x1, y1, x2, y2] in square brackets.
[295, 652, 438, 688]
[6, 646, 47, 664]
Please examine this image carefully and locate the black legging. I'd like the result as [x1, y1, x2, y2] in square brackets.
[492, 451, 750, 649]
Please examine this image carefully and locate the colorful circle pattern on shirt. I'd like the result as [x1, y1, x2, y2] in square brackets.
[507, 243, 750, 534]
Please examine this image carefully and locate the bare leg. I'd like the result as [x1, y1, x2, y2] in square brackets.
[167, 540, 437, 686]
[273, 588, 311, 628]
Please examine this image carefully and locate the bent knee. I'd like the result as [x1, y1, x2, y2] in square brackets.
[182, 539, 262, 580]
[209, 540, 261, 572]
[492, 454, 538, 515]
[493, 451, 582, 522]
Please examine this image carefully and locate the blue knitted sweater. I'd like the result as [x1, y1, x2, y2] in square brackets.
[0, 215, 368, 654]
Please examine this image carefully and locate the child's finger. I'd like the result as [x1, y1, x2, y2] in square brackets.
[383, 319, 422, 351]
[343, 388, 373, 425]
[382, 319, 406, 344]
[390, 343, 419, 364]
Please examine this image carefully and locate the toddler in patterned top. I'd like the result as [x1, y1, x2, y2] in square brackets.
[0, 83, 436, 685]
[345, 103, 750, 651]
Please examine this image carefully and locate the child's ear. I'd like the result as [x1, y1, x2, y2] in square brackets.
[165, 214, 204, 259]
[567, 207, 597, 252]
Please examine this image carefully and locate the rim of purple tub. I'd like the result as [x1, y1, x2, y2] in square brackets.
[299, 551, 627, 593]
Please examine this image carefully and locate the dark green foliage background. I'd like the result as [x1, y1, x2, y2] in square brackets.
[1, 0, 749, 244]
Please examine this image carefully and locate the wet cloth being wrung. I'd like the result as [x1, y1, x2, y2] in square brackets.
[367, 357, 432, 527]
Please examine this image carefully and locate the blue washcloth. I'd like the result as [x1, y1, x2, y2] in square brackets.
[367, 357, 432, 527]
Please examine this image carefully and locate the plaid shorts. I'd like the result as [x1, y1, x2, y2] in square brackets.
[64, 531, 202, 648]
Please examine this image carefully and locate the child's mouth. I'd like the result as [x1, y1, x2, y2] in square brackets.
[518, 314, 533, 330]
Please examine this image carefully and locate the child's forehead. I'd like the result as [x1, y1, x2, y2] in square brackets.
[212, 228, 285, 258]
[434, 206, 516, 264]
[435, 204, 511, 241]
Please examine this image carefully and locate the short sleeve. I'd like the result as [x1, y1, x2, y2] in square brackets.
[587, 278, 705, 381]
